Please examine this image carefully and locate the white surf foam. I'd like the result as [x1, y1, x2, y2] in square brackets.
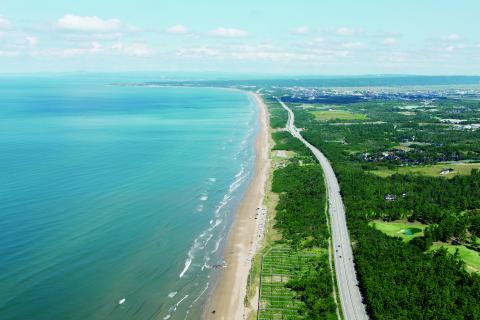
[211, 236, 223, 254]
[164, 294, 189, 320]
[179, 249, 194, 278]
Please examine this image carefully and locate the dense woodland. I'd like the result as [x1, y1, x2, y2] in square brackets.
[353, 221, 480, 319]
[277, 95, 480, 319]
[272, 164, 329, 249]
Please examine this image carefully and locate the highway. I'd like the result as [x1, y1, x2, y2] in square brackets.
[278, 98, 369, 320]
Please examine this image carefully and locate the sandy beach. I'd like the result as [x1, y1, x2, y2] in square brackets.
[204, 92, 270, 320]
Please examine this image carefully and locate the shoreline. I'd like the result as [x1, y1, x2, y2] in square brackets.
[203, 92, 270, 319]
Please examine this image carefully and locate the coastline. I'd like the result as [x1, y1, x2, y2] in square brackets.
[203, 92, 270, 319]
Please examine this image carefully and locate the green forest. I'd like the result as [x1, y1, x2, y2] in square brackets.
[259, 99, 337, 319]
[277, 95, 480, 319]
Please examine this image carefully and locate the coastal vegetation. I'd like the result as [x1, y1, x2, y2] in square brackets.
[282, 95, 480, 319]
[255, 97, 337, 319]
[267, 98, 289, 129]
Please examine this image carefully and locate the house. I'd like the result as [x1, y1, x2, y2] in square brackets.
[451, 238, 462, 245]
[384, 194, 397, 201]
[440, 168, 454, 175]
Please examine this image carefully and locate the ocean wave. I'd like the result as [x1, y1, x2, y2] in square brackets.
[184, 282, 210, 319]
[179, 219, 221, 278]
[164, 295, 189, 320]
[210, 236, 223, 254]
[214, 194, 232, 216]
[201, 255, 211, 271]
[191, 282, 209, 305]
[229, 165, 247, 193]
[177, 158, 251, 292]
[179, 250, 193, 278]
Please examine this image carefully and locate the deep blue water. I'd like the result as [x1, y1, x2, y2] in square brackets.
[0, 77, 257, 320]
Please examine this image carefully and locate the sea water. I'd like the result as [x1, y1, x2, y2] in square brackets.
[0, 76, 258, 319]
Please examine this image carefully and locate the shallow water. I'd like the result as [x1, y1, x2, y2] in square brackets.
[0, 77, 257, 320]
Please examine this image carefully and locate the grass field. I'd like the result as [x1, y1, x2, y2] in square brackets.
[371, 220, 480, 273]
[369, 220, 427, 241]
[431, 243, 480, 273]
[310, 110, 368, 121]
[370, 163, 480, 179]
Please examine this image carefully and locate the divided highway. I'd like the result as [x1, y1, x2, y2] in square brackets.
[278, 98, 369, 320]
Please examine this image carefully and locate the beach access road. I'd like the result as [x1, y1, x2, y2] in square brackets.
[278, 98, 369, 320]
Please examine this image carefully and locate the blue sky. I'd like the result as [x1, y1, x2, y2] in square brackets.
[0, 0, 479, 74]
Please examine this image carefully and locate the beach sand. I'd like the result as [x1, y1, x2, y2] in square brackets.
[203, 92, 270, 320]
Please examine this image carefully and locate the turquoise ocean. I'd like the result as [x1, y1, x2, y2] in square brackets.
[0, 76, 258, 319]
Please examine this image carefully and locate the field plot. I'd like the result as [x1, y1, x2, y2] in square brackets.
[258, 246, 325, 320]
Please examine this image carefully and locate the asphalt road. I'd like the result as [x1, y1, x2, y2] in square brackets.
[278, 98, 369, 320]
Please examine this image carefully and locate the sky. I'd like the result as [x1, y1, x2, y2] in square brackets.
[0, 0, 479, 75]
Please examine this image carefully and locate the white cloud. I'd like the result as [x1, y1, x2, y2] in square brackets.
[379, 51, 409, 64]
[336, 50, 350, 57]
[177, 46, 221, 58]
[336, 27, 359, 36]
[0, 16, 11, 29]
[210, 27, 248, 38]
[341, 41, 364, 49]
[166, 24, 189, 35]
[292, 26, 309, 35]
[25, 36, 38, 47]
[32, 41, 152, 58]
[33, 42, 103, 57]
[199, 44, 314, 62]
[445, 43, 466, 52]
[383, 37, 397, 45]
[0, 50, 19, 57]
[111, 42, 152, 56]
[56, 14, 123, 32]
[233, 50, 294, 61]
[445, 33, 461, 41]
